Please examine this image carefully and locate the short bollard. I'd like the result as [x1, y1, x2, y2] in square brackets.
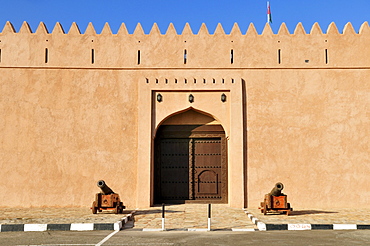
[208, 204, 211, 231]
[162, 203, 165, 231]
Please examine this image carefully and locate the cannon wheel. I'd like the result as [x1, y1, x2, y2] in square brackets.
[115, 205, 123, 214]
[92, 202, 97, 214]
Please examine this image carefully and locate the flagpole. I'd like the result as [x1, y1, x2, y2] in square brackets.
[267, 1, 269, 23]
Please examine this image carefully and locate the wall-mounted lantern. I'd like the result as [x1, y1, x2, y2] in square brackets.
[157, 93, 163, 102]
[221, 93, 227, 102]
[189, 94, 194, 103]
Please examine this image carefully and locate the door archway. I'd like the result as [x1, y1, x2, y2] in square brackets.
[154, 109, 228, 204]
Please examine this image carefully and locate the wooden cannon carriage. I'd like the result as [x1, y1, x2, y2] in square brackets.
[259, 182, 293, 215]
[91, 180, 125, 214]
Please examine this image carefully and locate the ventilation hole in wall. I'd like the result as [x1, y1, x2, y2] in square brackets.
[45, 48, 48, 64]
[194, 78, 197, 83]
[146, 78, 149, 83]
[185, 79, 187, 84]
[137, 50, 141, 65]
[165, 79, 168, 84]
[184, 49, 187, 64]
[278, 49, 281, 64]
[203, 79, 206, 84]
[231, 79, 234, 83]
[91, 49, 94, 64]
[156, 78, 158, 84]
[91, 40, 94, 42]
[230, 49, 234, 64]
[222, 78, 224, 84]
[46, 40, 48, 42]
[325, 49, 328, 64]
[213, 78, 216, 84]
[325, 40, 328, 42]
[175, 79, 177, 84]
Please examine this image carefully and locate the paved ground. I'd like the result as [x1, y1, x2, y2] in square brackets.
[133, 204, 256, 230]
[1, 205, 370, 231]
[1, 230, 370, 246]
[247, 207, 370, 225]
[0, 207, 129, 224]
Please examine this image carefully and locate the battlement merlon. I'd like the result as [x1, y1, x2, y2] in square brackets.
[0, 21, 369, 68]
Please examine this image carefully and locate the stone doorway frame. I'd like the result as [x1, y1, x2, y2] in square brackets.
[137, 77, 246, 208]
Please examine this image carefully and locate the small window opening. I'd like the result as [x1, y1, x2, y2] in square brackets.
[91, 49, 95, 64]
[222, 78, 225, 84]
[213, 78, 216, 84]
[278, 49, 281, 64]
[185, 79, 187, 84]
[194, 78, 197, 83]
[230, 49, 234, 64]
[146, 78, 149, 84]
[231, 79, 234, 83]
[156, 78, 158, 84]
[137, 50, 141, 65]
[203, 79, 206, 84]
[184, 49, 187, 64]
[325, 49, 328, 64]
[175, 79, 177, 84]
[45, 48, 48, 64]
[165, 79, 168, 84]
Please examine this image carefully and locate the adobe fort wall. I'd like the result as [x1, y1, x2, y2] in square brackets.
[0, 21, 369, 208]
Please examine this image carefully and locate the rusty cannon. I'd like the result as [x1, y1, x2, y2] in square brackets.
[91, 180, 125, 214]
[259, 182, 293, 215]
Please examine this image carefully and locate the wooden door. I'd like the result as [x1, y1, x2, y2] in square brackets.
[192, 138, 222, 200]
[157, 138, 190, 202]
[154, 125, 227, 204]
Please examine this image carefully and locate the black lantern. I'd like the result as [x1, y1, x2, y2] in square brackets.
[221, 93, 227, 102]
[157, 93, 163, 102]
[189, 94, 194, 103]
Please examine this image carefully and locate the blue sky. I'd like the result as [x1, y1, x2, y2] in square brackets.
[0, 0, 369, 34]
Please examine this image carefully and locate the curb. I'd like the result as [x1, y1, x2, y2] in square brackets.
[0, 213, 134, 232]
[243, 209, 370, 231]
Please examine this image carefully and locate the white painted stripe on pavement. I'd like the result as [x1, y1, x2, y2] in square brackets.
[288, 224, 312, 230]
[70, 223, 94, 231]
[142, 228, 164, 231]
[188, 228, 208, 231]
[232, 228, 256, 231]
[114, 221, 122, 231]
[257, 222, 266, 231]
[95, 230, 120, 246]
[333, 224, 357, 230]
[24, 224, 48, 232]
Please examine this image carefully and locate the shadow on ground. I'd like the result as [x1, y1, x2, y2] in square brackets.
[290, 210, 338, 216]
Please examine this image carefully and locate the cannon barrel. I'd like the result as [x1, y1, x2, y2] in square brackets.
[97, 180, 115, 195]
[269, 182, 284, 196]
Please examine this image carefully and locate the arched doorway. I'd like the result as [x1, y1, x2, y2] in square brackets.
[154, 109, 228, 204]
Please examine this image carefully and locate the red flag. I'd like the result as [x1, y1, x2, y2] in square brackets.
[267, 1, 272, 24]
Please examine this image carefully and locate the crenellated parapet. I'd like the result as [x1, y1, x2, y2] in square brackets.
[0, 21, 369, 68]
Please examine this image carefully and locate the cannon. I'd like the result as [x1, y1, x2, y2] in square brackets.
[259, 182, 293, 215]
[91, 180, 125, 214]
